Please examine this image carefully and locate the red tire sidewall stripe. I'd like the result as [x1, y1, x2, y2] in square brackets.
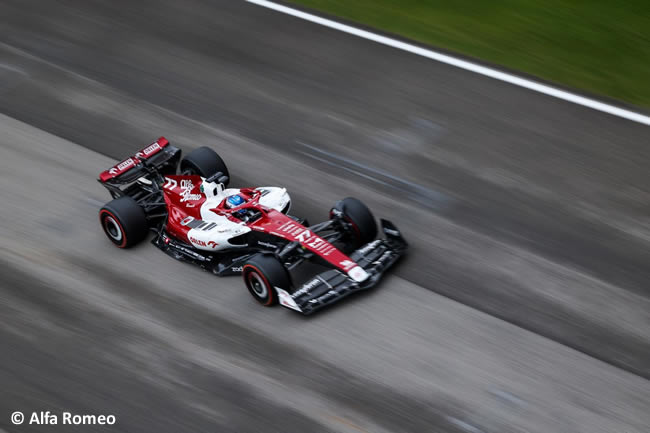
[243, 264, 275, 306]
[99, 209, 128, 248]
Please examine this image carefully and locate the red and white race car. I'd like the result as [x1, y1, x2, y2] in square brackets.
[97, 137, 407, 314]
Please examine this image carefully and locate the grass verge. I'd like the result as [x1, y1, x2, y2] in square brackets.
[289, 0, 650, 108]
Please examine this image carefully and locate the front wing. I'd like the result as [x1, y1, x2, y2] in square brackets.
[277, 219, 408, 315]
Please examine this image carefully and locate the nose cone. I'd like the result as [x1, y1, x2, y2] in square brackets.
[348, 266, 369, 282]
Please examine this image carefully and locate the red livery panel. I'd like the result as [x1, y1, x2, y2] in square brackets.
[162, 175, 206, 241]
[248, 210, 357, 273]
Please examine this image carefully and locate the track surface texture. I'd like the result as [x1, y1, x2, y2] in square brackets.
[1, 1, 649, 432]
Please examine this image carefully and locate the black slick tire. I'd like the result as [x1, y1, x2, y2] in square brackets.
[331, 197, 377, 248]
[180, 146, 229, 186]
[242, 254, 290, 306]
[99, 196, 148, 248]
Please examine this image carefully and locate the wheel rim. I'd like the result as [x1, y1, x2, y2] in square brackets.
[104, 216, 123, 241]
[247, 271, 268, 298]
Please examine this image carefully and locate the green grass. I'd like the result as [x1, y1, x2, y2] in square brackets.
[289, 0, 650, 108]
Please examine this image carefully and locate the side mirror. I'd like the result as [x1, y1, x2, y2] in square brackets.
[218, 175, 229, 185]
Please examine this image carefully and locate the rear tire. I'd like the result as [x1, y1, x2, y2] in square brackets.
[330, 197, 377, 248]
[180, 146, 229, 186]
[99, 196, 148, 248]
[242, 254, 291, 306]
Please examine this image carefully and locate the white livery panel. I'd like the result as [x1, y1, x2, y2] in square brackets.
[184, 184, 290, 252]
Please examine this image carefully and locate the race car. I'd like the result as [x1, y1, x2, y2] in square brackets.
[97, 137, 407, 314]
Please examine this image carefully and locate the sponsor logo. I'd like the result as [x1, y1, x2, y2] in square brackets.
[293, 278, 321, 297]
[179, 179, 202, 203]
[117, 158, 135, 171]
[277, 222, 336, 256]
[181, 191, 203, 202]
[296, 229, 311, 243]
[180, 216, 194, 226]
[189, 236, 207, 247]
[231, 266, 243, 272]
[135, 142, 161, 158]
[207, 240, 219, 248]
[181, 194, 203, 203]
[107, 158, 135, 176]
[278, 221, 305, 236]
[163, 178, 202, 203]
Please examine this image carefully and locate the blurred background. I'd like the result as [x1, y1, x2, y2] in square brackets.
[1, 1, 649, 432]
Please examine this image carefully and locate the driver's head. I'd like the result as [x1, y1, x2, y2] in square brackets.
[226, 194, 245, 209]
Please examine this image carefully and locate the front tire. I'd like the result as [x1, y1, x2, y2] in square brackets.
[180, 146, 229, 186]
[330, 197, 377, 248]
[242, 254, 291, 306]
[99, 196, 148, 248]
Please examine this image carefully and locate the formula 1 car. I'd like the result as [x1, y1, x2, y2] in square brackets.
[97, 137, 407, 314]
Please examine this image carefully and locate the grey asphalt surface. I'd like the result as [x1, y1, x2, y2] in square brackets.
[1, 0, 649, 432]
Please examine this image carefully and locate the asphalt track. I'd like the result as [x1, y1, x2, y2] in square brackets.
[1, 1, 649, 432]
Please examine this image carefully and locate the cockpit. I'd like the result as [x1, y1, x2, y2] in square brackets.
[214, 191, 265, 223]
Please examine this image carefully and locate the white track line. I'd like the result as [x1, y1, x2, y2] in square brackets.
[246, 0, 650, 126]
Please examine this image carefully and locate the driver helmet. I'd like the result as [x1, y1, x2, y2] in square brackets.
[226, 194, 245, 210]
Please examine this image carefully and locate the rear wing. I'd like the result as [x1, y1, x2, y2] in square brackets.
[98, 137, 180, 184]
